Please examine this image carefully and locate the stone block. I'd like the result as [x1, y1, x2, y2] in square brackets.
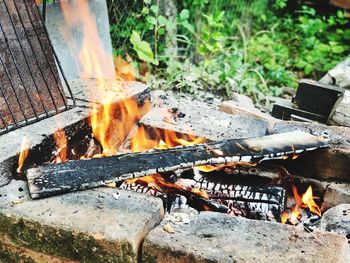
[142, 212, 348, 263]
[0, 180, 164, 263]
[0, 241, 75, 263]
[139, 103, 269, 141]
[321, 204, 350, 237]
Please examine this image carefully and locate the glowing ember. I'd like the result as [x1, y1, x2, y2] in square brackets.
[125, 173, 209, 199]
[17, 137, 29, 173]
[196, 161, 257, 173]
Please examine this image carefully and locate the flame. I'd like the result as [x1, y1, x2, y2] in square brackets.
[131, 126, 206, 153]
[53, 128, 68, 163]
[196, 161, 257, 173]
[282, 185, 321, 224]
[17, 137, 29, 173]
[301, 186, 322, 217]
[126, 173, 209, 199]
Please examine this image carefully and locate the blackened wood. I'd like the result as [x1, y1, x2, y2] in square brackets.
[0, 0, 66, 129]
[27, 131, 327, 199]
[272, 102, 328, 123]
[122, 174, 286, 221]
[293, 79, 344, 118]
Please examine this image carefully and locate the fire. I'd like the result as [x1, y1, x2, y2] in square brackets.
[125, 173, 209, 199]
[17, 137, 29, 173]
[131, 126, 206, 153]
[196, 161, 257, 173]
[53, 128, 68, 163]
[302, 186, 322, 217]
[282, 185, 321, 224]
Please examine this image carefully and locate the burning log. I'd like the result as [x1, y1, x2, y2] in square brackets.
[122, 172, 287, 221]
[26, 131, 327, 199]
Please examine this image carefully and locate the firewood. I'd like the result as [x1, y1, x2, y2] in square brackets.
[26, 131, 327, 199]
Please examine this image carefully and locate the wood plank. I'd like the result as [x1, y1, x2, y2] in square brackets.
[26, 131, 327, 199]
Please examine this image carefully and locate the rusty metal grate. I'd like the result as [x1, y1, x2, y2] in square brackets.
[0, 0, 75, 135]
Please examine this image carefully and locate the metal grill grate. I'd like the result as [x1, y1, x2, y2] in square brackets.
[0, 0, 75, 135]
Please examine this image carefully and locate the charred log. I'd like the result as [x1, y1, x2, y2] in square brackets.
[26, 131, 327, 199]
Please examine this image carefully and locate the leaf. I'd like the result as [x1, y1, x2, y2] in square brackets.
[331, 45, 345, 54]
[304, 64, 313, 75]
[146, 16, 157, 25]
[158, 15, 168, 26]
[179, 9, 190, 21]
[130, 31, 158, 65]
[150, 5, 158, 14]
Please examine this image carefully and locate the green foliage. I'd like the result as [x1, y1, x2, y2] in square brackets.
[130, 31, 158, 65]
[108, 0, 350, 105]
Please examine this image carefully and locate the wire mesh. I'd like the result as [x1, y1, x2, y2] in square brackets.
[0, 0, 75, 135]
[107, 0, 144, 55]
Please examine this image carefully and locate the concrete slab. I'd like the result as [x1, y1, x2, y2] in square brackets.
[0, 180, 164, 263]
[142, 212, 348, 263]
[69, 79, 150, 106]
[139, 103, 269, 141]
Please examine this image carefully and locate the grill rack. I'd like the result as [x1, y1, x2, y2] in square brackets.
[0, 0, 75, 135]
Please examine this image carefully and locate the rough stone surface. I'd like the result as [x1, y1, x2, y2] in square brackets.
[69, 79, 150, 106]
[0, 180, 164, 263]
[46, 0, 115, 80]
[321, 204, 350, 241]
[330, 90, 350, 127]
[320, 58, 350, 89]
[140, 103, 269, 141]
[271, 120, 350, 181]
[142, 212, 348, 263]
[0, 241, 76, 263]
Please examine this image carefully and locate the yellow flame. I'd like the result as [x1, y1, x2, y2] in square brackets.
[302, 186, 322, 217]
[17, 137, 29, 173]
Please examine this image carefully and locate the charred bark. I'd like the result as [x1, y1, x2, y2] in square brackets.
[26, 131, 327, 199]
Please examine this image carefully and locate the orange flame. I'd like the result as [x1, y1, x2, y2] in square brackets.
[282, 185, 321, 224]
[131, 126, 206, 153]
[17, 137, 29, 173]
[58, 0, 207, 169]
[301, 186, 322, 217]
[126, 173, 209, 199]
[53, 128, 68, 163]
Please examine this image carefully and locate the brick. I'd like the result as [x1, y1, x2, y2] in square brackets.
[142, 212, 348, 263]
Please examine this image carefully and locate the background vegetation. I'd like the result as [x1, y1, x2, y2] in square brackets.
[108, 0, 350, 105]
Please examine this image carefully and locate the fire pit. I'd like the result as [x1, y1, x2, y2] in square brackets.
[0, 0, 349, 262]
